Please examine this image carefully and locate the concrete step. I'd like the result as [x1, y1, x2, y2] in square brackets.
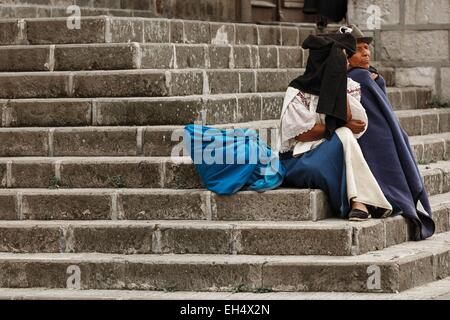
[0, 120, 447, 159]
[0, 69, 310, 98]
[0, 0, 155, 19]
[0, 43, 395, 80]
[4, 276, 450, 299]
[0, 0, 147, 10]
[0, 201, 448, 256]
[1, 230, 450, 292]
[0, 156, 448, 192]
[0, 188, 331, 221]
[0, 43, 310, 71]
[0, 89, 433, 127]
[0, 16, 316, 46]
[0, 5, 154, 19]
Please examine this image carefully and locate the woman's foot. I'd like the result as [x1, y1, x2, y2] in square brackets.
[349, 202, 371, 221]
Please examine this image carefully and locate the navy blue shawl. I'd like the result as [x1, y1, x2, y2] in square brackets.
[348, 68, 435, 240]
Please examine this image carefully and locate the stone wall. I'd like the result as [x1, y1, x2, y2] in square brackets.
[348, 0, 450, 102]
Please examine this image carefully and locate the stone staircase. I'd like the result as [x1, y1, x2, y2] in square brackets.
[0, 15, 449, 296]
[0, 0, 155, 19]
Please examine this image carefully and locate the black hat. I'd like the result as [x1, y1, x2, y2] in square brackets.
[316, 32, 357, 57]
[338, 24, 373, 45]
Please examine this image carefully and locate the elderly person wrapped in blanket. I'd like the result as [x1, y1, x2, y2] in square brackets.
[341, 25, 435, 240]
[277, 33, 393, 222]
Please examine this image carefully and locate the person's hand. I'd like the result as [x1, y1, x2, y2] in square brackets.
[345, 120, 366, 134]
[370, 72, 379, 81]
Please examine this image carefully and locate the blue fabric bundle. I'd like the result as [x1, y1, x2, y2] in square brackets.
[348, 68, 435, 240]
[184, 124, 285, 196]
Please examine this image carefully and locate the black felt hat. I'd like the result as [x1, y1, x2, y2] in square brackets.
[316, 32, 357, 57]
[338, 24, 373, 45]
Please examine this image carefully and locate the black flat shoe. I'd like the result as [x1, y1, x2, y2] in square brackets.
[349, 209, 371, 221]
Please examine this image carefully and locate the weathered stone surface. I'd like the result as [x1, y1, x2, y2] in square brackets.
[0, 129, 48, 156]
[384, 217, 409, 247]
[139, 43, 174, 69]
[72, 225, 153, 254]
[119, 190, 207, 220]
[281, 27, 298, 46]
[160, 226, 231, 254]
[124, 261, 261, 291]
[184, 21, 210, 44]
[416, 88, 432, 108]
[27, 18, 107, 44]
[0, 20, 22, 45]
[238, 226, 352, 256]
[108, 18, 144, 43]
[257, 70, 290, 92]
[278, 47, 302, 69]
[175, 45, 206, 68]
[207, 70, 239, 94]
[239, 70, 256, 93]
[263, 263, 399, 292]
[164, 161, 202, 189]
[441, 68, 450, 101]
[258, 46, 277, 69]
[0, 226, 61, 253]
[55, 44, 137, 71]
[143, 128, 183, 157]
[0, 73, 70, 99]
[398, 113, 421, 136]
[352, 221, 386, 255]
[208, 45, 231, 68]
[405, 0, 450, 24]
[7, 99, 92, 127]
[422, 113, 439, 135]
[53, 128, 137, 156]
[201, 95, 237, 124]
[21, 192, 112, 220]
[72, 71, 168, 98]
[235, 24, 257, 45]
[258, 25, 281, 45]
[381, 31, 449, 62]
[348, 0, 401, 25]
[261, 94, 283, 120]
[170, 71, 203, 96]
[143, 19, 170, 43]
[438, 109, 450, 133]
[0, 163, 6, 188]
[10, 161, 54, 188]
[423, 140, 446, 163]
[169, 19, 184, 43]
[233, 45, 253, 68]
[398, 255, 435, 291]
[236, 94, 261, 122]
[0, 194, 16, 220]
[422, 167, 442, 196]
[433, 207, 450, 233]
[59, 161, 162, 188]
[210, 23, 234, 45]
[214, 190, 314, 221]
[95, 97, 202, 126]
[0, 46, 50, 71]
[395, 68, 437, 93]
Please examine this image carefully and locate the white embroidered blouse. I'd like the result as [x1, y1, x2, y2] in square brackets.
[278, 78, 368, 156]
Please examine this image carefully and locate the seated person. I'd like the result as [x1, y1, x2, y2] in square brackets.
[344, 25, 435, 240]
[277, 33, 393, 221]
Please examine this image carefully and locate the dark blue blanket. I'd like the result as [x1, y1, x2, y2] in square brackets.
[348, 68, 435, 240]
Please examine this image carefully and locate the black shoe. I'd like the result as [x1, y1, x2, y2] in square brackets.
[349, 209, 371, 221]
